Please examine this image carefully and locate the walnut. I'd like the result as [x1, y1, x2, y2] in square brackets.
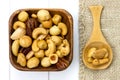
[19, 47, 31, 55]
[56, 58, 69, 70]
[26, 18, 38, 37]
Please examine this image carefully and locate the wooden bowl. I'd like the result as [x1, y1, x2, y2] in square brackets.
[9, 9, 73, 71]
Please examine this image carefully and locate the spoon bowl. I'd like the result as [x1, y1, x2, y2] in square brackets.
[82, 5, 113, 70]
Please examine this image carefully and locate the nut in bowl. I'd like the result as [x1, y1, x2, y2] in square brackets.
[9, 9, 73, 71]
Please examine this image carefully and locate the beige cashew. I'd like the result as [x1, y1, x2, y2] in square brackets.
[26, 51, 34, 60]
[17, 53, 26, 67]
[56, 50, 64, 58]
[10, 27, 26, 40]
[13, 21, 26, 30]
[12, 39, 20, 56]
[51, 36, 63, 46]
[37, 29, 49, 40]
[58, 39, 70, 56]
[32, 40, 39, 52]
[87, 57, 94, 63]
[92, 59, 99, 66]
[45, 39, 56, 56]
[99, 58, 109, 65]
[37, 40, 47, 49]
[87, 47, 96, 58]
[58, 22, 67, 36]
[31, 13, 37, 18]
[34, 50, 44, 58]
[32, 27, 47, 39]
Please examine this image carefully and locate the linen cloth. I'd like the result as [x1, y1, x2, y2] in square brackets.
[79, 0, 120, 80]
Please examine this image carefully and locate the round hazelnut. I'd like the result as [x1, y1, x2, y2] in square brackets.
[18, 11, 29, 22]
[37, 9, 51, 22]
[50, 25, 61, 36]
[20, 35, 32, 48]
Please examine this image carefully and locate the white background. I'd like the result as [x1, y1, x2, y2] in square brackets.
[0, 0, 79, 80]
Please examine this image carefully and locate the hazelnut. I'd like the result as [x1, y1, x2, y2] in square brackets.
[20, 35, 32, 48]
[41, 57, 51, 67]
[37, 9, 51, 22]
[52, 14, 62, 25]
[18, 11, 29, 22]
[50, 25, 61, 36]
[49, 54, 58, 64]
[42, 19, 52, 28]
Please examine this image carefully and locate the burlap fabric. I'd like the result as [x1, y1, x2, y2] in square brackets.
[79, 0, 120, 80]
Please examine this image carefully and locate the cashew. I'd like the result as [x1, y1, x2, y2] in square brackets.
[87, 47, 96, 58]
[37, 9, 51, 22]
[99, 58, 109, 65]
[19, 35, 32, 48]
[17, 53, 26, 67]
[27, 57, 40, 68]
[45, 39, 56, 56]
[51, 36, 62, 46]
[104, 52, 109, 58]
[58, 22, 67, 36]
[35, 50, 44, 58]
[42, 19, 52, 28]
[10, 27, 26, 40]
[18, 11, 29, 22]
[49, 54, 58, 64]
[12, 39, 20, 56]
[87, 57, 94, 63]
[31, 13, 37, 18]
[92, 59, 99, 66]
[50, 25, 61, 36]
[26, 51, 34, 60]
[52, 14, 62, 25]
[32, 40, 39, 52]
[58, 39, 70, 56]
[41, 57, 51, 67]
[56, 50, 63, 58]
[13, 21, 26, 30]
[37, 40, 47, 49]
[32, 27, 47, 39]
[92, 48, 107, 59]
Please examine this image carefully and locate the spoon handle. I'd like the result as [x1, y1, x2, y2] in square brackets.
[89, 6, 105, 42]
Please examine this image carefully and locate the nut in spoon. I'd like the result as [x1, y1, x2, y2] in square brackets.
[82, 5, 113, 70]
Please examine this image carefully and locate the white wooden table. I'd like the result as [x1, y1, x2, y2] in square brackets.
[0, 0, 79, 80]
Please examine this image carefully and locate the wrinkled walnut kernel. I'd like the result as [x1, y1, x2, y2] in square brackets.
[26, 18, 38, 37]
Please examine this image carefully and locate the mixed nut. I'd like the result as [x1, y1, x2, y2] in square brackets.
[87, 47, 109, 66]
[10, 9, 71, 69]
